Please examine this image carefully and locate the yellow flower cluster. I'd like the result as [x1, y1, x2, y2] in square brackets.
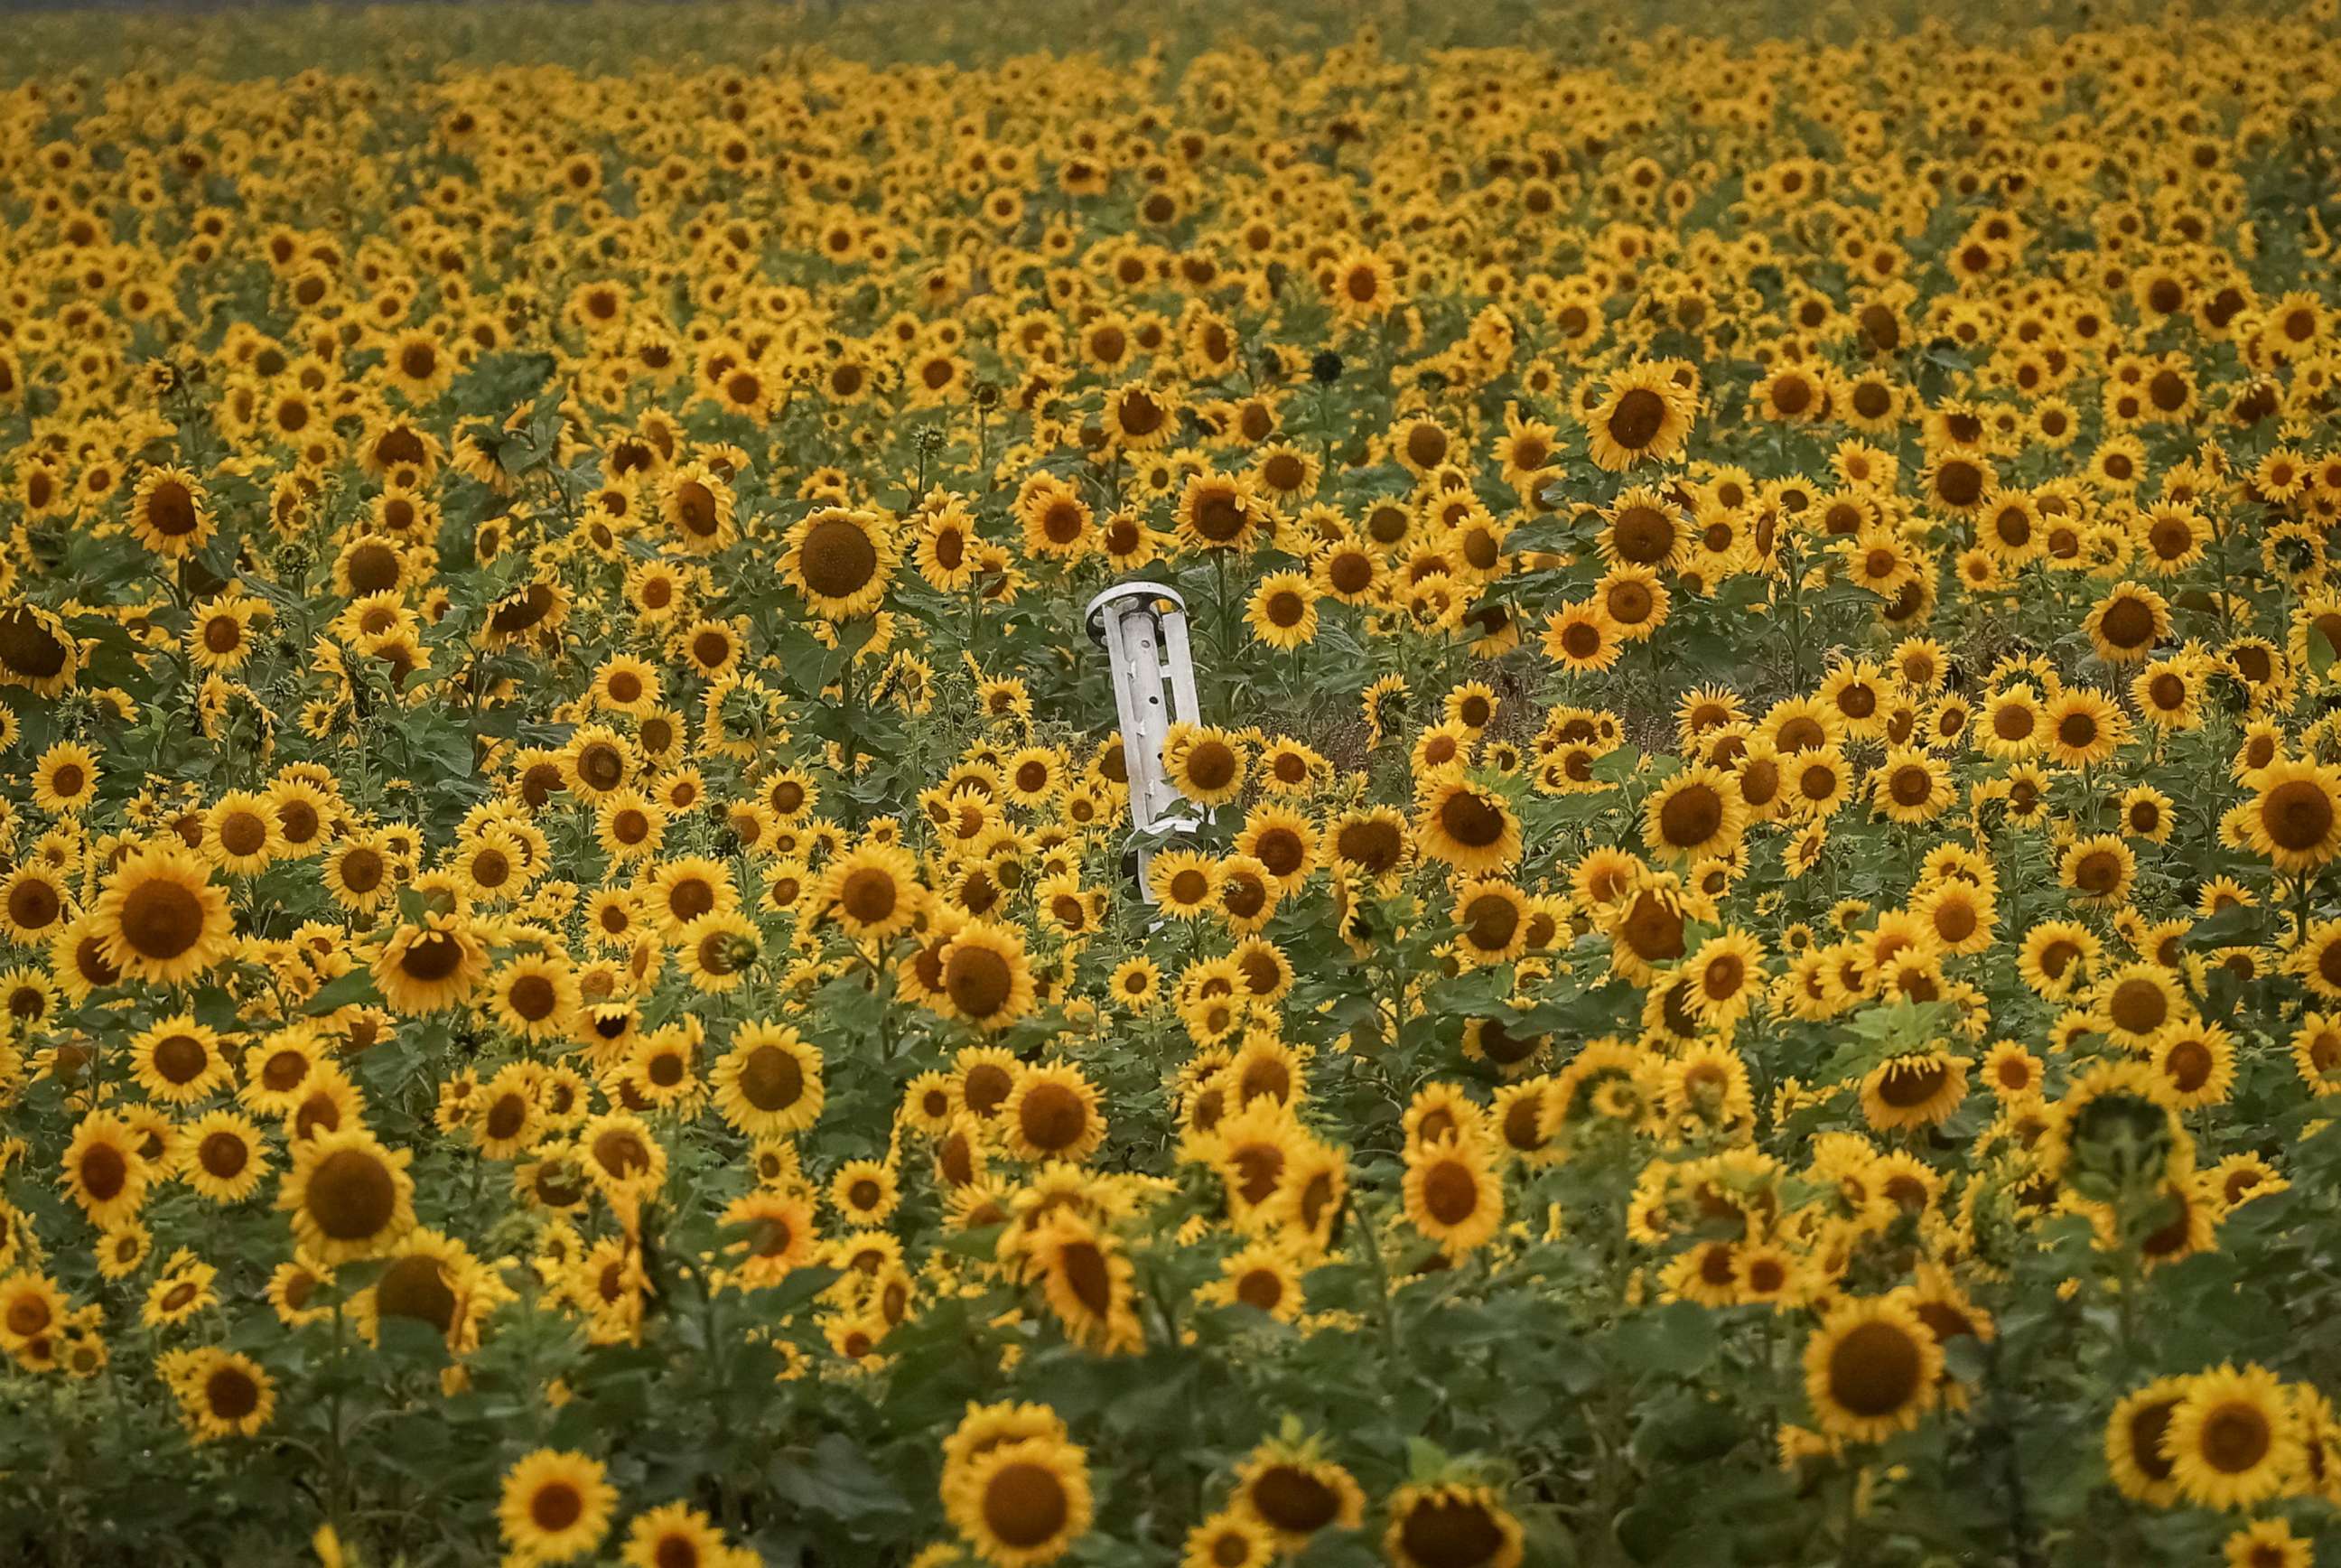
[0, 2, 2339, 1564]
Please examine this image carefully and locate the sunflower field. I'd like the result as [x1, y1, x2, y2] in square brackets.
[6, 0, 2341, 1563]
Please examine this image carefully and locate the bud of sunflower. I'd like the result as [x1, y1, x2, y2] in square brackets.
[2066, 1090, 2176, 1207]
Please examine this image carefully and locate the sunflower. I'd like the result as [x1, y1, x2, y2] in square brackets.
[1021, 1210, 1143, 1355]
[484, 954, 577, 1042]
[2150, 1022, 2236, 1109]
[1245, 572, 1319, 649]
[712, 1022, 825, 1138]
[1860, 1051, 1968, 1131]
[1174, 469, 1266, 553]
[1402, 1134, 1504, 1255]
[1586, 364, 1695, 471]
[1804, 1293, 1942, 1443]
[0, 602, 80, 696]
[2058, 834, 2136, 908]
[1001, 1063, 1106, 1163]
[2235, 760, 2341, 873]
[186, 593, 262, 671]
[1541, 603, 1625, 672]
[1450, 879, 1532, 968]
[126, 464, 217, 558]
[1414, 772, 1521, 874]
[1314, 536, 1385, 603]
[179, 1111, 271, 1203]
[2163, 1364, 2304, 1511]
[1684, 929, 1767, 1027]
[935, 921, 1037, 1032]
[160, 1346, 276, 1442]
[1384, 1484, 1525, 1568]
[1642, 765, 1746, 861]
[1231, 1437, 1366, 1551]
[1786, 748, 1851, 819]
[781, 508, 898, 619]
[2107, 1376, 2193, 1505]
[499, 1450, 618, 1566]
[1182, 1510, 1273, 1568]
[830, 1159, 901, 1225]
[206, 789, 282, 874]
[281, 1128, 416, 1263]
[720, 1189, 817, 1288]
[0, 1273, 67, 1356]
[1149, 848, 1220, 919]
[31, 742, 98, 816]
[1165, 724, 1246, 807]
[61, 1112, 149, 1228]
[2085, 582, 2170, 664]
[371, 914, 487, 1014]
[661, 461, 737, 554]
[945, 1434, 1094, 1568]
[130, 1014, 229, 1105]
[617, 1503, 732, 1568]
[92, 844, 233, 985]
[2223, 1520, 2312, 1568]
[2042, 688, 2128, 770]
[822, 843, 926, 941]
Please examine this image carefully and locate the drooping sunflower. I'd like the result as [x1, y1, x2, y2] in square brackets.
[2107, 1375, 2193, 1506]
[0, 602, 81, 697]
[660, 460, 737, 555]
[1860, 1051, 1969, 1131]
[126, 464, 217, 558]
[1021, 1210, 1143, 1355]
[1231, 1436, 1366, 1552]
[1383, 1483, 1525, 1568]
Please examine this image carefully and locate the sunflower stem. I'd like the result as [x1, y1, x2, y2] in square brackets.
[326, 1299, 350, 1539]
[1341, 1188, 1402, 1366]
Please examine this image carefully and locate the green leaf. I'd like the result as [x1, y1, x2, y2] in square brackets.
[2182, 901, 2263, 952]
[304, 969, 379, 1013]
[767, 1433, 912, 1526]
[1609, 1302, 1719, 1377]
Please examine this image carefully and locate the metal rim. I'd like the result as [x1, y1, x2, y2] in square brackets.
[1083, 579, 1186, 643]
